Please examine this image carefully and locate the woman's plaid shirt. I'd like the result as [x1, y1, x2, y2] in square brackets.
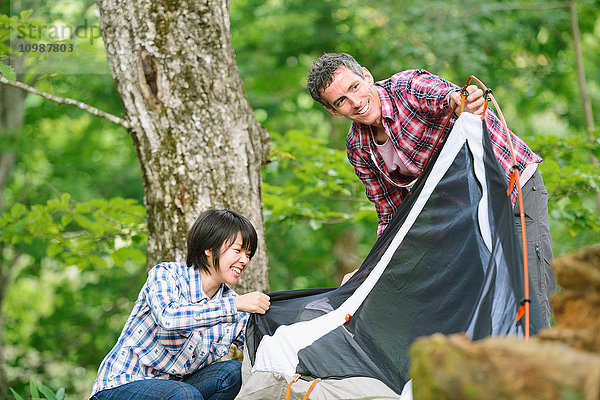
[346, 69, 542, 236]
[91, 262, 247, 396]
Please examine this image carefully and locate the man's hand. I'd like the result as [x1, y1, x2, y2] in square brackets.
[341, 268, 358, 286]
[235, 292, 270, 314]
[450, 85, 485, 116]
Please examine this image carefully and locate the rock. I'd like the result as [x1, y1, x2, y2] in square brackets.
[411, 334, 600, 400]
[537, 245, 600, 352]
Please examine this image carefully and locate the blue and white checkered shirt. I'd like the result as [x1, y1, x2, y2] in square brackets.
[90, 262, 248, 397]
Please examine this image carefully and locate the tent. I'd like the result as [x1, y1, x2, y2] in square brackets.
[236, 112, 545, 400]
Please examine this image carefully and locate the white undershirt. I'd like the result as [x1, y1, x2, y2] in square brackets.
[374, 139, 415, 176]
[519, 163, 537, 188]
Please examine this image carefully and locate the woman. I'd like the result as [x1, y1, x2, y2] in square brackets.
[91, 209, 270, 400]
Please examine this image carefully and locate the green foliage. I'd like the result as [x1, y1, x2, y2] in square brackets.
[0, 5, 139, 395]
[1, 195, 148, 396]
[0, 194, 146, 268]
[0, 9, 45, 58]
[262, 130, 378, 290]
[529, 130, 600, 253]
[0, 62, 16, 80]
[1, 1, 110, 84]
[10, 378, 66, 400]
[263, 129, 373, 225]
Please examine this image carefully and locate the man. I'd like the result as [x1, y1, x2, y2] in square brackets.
[307, 52, 554, 327]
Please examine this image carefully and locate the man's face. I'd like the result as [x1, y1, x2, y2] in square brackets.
[320, 66, 382, 127]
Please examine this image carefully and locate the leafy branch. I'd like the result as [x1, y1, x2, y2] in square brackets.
[0, 193, 147, 270]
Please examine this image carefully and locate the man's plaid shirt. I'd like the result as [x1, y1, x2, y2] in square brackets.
[91, 262, 247, 397]
[346, 69, 542, 236]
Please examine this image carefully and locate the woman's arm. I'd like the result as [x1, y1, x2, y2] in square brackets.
[146, 265, 240, 331]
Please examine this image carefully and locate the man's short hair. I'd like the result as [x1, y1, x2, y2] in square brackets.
[307, 53, 364, 109]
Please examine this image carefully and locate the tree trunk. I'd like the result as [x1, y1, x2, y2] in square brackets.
[94, 0, 271, 293]
[0, 55, 27, 399]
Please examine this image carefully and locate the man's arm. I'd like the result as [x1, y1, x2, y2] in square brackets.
[401, 70, 484, 117]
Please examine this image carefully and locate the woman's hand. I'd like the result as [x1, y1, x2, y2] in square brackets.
[235, 292, 270, 314]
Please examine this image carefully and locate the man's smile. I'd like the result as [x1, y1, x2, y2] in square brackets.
[356, 99, 370, 115]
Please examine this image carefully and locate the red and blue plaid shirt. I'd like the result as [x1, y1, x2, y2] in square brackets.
[346, 69, 542, 236]
[91, 262, 247, 397]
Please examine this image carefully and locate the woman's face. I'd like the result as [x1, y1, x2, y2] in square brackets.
[211, 232, 251, 286]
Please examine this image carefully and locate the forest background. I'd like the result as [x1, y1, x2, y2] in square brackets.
[0, 0, 599, 398]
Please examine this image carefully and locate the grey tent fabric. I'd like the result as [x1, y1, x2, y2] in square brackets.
[237, 347, 404, 400]
[237, 113, 545, 399]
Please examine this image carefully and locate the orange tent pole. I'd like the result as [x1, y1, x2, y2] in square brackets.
[468, 75, 531, 340]
[429, 76, 531, 340]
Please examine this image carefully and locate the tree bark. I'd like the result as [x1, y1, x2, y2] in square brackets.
[94, 0, 271, 293]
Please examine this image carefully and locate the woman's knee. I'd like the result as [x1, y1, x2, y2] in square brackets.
[220, 360, 242, 388]
[225, 360, 242, 385]
[167, 384, 204, 400]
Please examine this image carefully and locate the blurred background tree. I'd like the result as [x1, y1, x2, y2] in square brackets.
[0, 0, 598, 397]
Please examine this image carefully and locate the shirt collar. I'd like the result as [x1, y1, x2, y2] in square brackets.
[189, 266, 225, 302]
[375, 82, 395, 121]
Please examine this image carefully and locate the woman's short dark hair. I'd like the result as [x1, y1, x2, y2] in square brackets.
[186, 209, 258, 273]
[306, 52, 364, 109]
